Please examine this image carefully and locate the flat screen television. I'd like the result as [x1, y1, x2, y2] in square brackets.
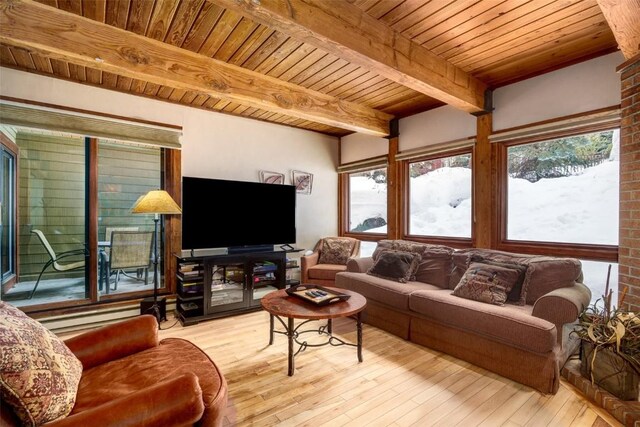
[181, 176, 296, 251]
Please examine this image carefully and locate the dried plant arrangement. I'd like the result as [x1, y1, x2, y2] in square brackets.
[573, 265, 640, 399]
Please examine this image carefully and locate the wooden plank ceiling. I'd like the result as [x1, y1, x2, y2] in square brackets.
[0, 0, 618, 137]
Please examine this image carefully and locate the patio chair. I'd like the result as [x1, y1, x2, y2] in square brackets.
[101, 231, 153, 293]
[28, 229, 86, 299]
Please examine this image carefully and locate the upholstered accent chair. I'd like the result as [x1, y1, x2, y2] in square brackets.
[301, 237, 360, 287]
[0, 304, 228, 427]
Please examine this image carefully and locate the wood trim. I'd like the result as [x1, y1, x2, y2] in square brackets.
[164, 148, 181, 295]
[0, 95, 183, 131]
[402, 235, 474, 250]
[474, 114, 492, 248]
[387, 137, 399, 240]
[0, 0, 392, 136]
[338, 172, 349, 236]
[596, 0, 640, 60]
[87, 137, 98, 302]
[210, 0, 489, 114]
[496, 240, 618, 262]
[341, 231, 387, 242]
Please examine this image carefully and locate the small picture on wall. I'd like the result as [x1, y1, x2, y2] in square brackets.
[259, 171, 285, 184]
[291, 170, 313, 195]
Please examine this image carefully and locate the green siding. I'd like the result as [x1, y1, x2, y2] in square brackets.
[17, 132, 161, 281]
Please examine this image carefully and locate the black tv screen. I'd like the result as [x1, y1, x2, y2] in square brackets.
[182, 176, 296, 250]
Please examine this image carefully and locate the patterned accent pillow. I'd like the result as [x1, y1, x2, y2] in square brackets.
[366, 250, 421, 283]
[470, 255, 528, 305]
[318, 238, 354, 265]
[452, 262, 522, 306]
[0, 302, 83, 426]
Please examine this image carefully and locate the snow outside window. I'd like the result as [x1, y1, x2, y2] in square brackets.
[408, 153, 472, 238]
[348, 168, 387, 234]
[506, 129, 619, 245]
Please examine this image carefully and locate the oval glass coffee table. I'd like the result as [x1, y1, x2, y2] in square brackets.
[261, 287, 367, 376]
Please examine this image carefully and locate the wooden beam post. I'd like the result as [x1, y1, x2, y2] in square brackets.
[210, 0, 490, 114]
[387, 119, 400, 240]
[0, 0, 392, 136]
[474, 114, 493, 248]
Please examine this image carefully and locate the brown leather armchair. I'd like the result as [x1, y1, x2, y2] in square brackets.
[301, 237, 361, 287]
[0, 315, 228, 427]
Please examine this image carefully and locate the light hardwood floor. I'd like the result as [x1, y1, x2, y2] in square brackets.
[152, 311, 621, 427]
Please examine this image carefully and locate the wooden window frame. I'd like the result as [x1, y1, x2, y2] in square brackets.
[339, 167, 388, 244]
[495, 124, 619, 262]
[0, 132, 19, 293]
[400, 147, 474, 249]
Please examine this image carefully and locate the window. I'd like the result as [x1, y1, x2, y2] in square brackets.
[406, 152, 472, 238]
[0, 101, 181, 313]
[14, 130, 88, 307]
[347, 167, 387, 234]
[505, 129, 619, 246]
[581, 260, 618, 305]
[98, 140, 161, 296]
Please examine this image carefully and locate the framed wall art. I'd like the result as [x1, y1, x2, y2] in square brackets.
[291, 170, 313, 195]
[259, 170, 285, 184]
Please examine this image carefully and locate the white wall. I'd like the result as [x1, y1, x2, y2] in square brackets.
[0, 67, 338, 252]
[340, 104, 477, 163]
[340, 132, 388, 164]
[399, 104, 476, 152]
[493, 52, 623, 131]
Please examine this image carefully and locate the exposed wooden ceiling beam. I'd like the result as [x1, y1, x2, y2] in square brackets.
[596, 0, 640, 60]
[209, 0, 489, 114]
[0, 0, 392, 136]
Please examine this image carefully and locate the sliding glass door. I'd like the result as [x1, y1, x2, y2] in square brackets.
[97, 140, 161, 297]
[7, 131, 89, 306]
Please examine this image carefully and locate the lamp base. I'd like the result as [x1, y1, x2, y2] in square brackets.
[140, 297, 167, 323]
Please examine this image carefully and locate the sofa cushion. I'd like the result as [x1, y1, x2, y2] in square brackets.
[308, 264, 347, 281]
[522, 257, 582, 304]
[0, 302, 83, 426]
[366, 250, 421, 283]
[335, 271, 440, 310]
[318, 238, 354, 265]
[415, 246, 454, 288]
[409, 289, 557, 353]
[452, 262, 522, 306]
[372, 240, 454, 288]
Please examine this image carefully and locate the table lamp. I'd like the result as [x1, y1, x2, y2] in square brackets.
[132, 189, 182, 324]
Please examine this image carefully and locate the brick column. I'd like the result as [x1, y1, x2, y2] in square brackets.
[618, 54, 640, 312]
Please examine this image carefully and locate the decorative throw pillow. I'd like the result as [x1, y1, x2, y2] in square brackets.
[470, 255, 528, 305]
[366, 250, 421, 283]
[452, 262, 522, 306]
[0, 302, 83, 426]
[318, 238, 354, 265]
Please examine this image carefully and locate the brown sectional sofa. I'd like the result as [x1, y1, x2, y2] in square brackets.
[334, 240, 591, 394]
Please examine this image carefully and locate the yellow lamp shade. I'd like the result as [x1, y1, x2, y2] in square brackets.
[132, 190, 182, 215]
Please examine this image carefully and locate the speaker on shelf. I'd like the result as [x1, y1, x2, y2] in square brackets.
[140, 297, 167, 322]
